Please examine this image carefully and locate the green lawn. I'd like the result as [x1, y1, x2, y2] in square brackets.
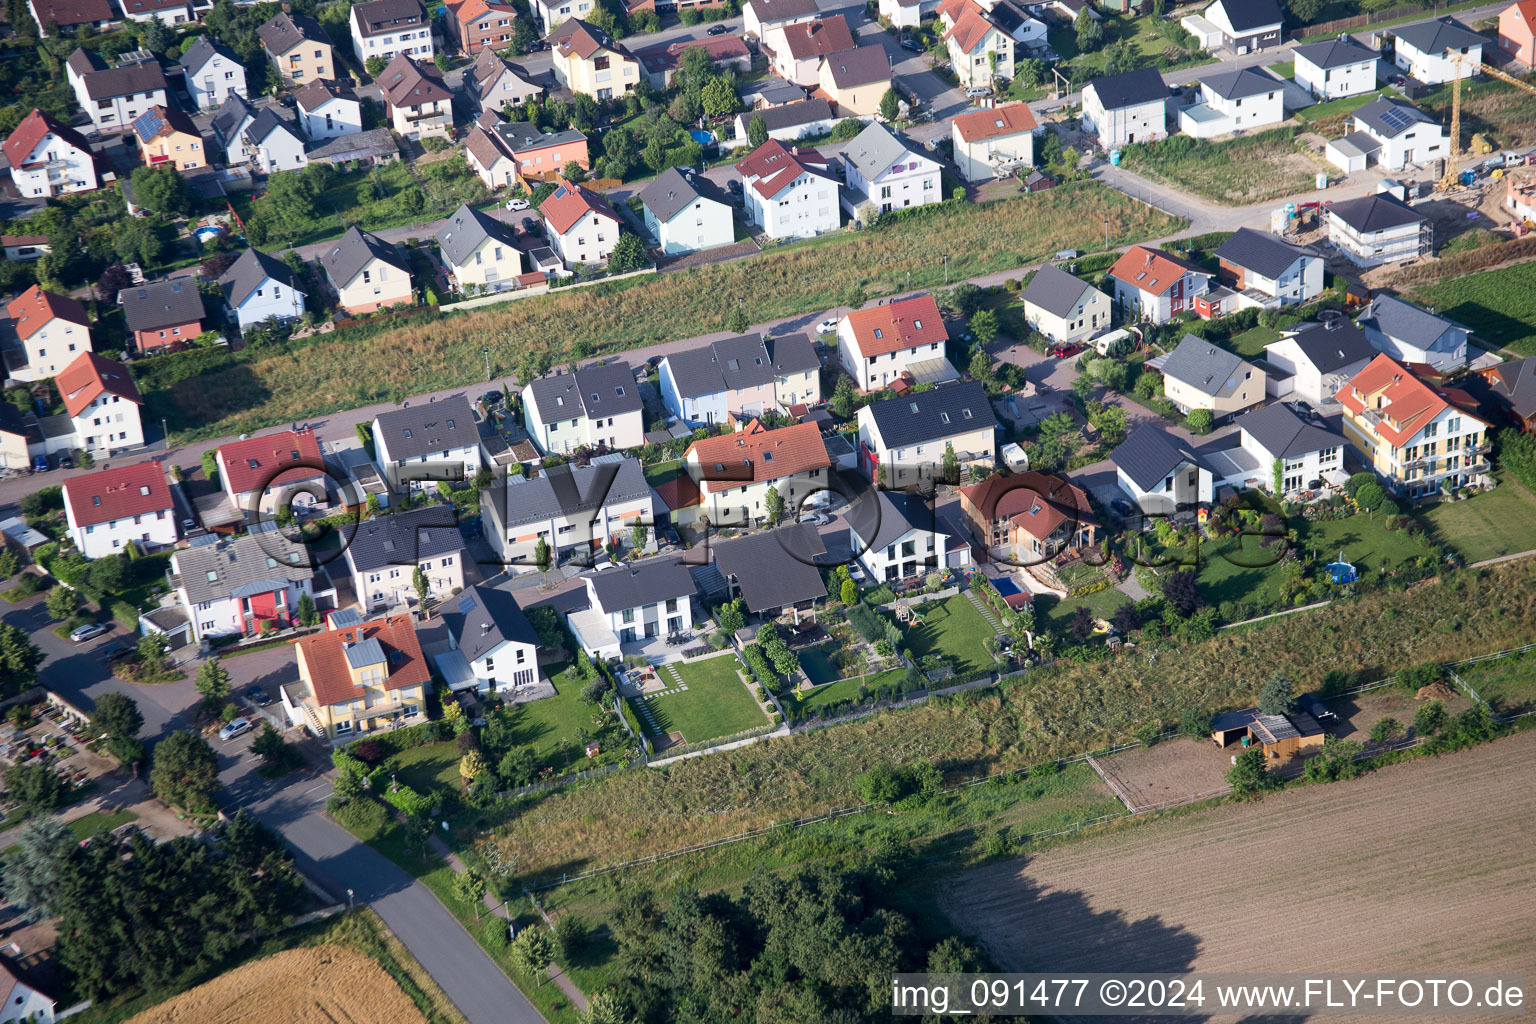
[1266, 61, 1294, 79]
[67, 809, 138, 840]
[643, 459, 681, 487]
[506, 675, 624, 770]
[1411, 262, 1536, 356]
[1295, 88, 1399, 124]
[1036, 586, 1132, 633]
[1423, 474, 1536, 563]
[787, 669, 908, 714]
[636, 654, 767, 744]
[1455, 648, 1536, 715]
[797, 643, 842, 686]
[1226, 325, 1281, 358]
[389, 740, 462, 796]
[906, 594, 998, 676]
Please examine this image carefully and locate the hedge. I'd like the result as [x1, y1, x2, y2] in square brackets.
[346, 719, 448, 759]
[382, 782, 434, 818]
[111, 600, 140, 629]
[332, 748, 367, 779]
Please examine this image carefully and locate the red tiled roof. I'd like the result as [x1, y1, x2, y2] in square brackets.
[56, 351, 141, 418]
[29, 0, 115, 27]
[1108, 245, 1211, 297]
[653, 472, 701, 510]
[734, 139, 831, 199]
[936, 0, 975, 22]
[447, 0, 516, 25]
[63, 461, 170, 529]
[217, 429, 324, 496]
[6, 284, 89, 344]
[685, 419, 830, 493]
[1338, 353, 1489, 447]
[952, 102, 1037, 143]
[538, 177, 619, 235]
[294, 614, 430, 707]
[551, 18, 629, 61]
[842, 293, 947, 358]
[1510, 0, 1536, 30]
[945, 5, 997, 52]
[776, 15, 855, 60]
[960, 470, 1094, 541]
[2, 109, 95, 175]
[2, 235, 49, 247]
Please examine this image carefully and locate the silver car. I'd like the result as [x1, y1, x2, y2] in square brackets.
[218, 718, 254, 741]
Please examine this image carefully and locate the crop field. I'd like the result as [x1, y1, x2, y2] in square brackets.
[1410, 261, 1536, 355]
[1115, 128, 1326, 205]
[124, 945, 427, 1024]
[940, 730, 1536, 980]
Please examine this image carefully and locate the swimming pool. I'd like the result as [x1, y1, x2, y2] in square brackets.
[991, 577, 1022, 597]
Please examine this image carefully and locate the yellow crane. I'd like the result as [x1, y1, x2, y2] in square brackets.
[1439, 60, 1536, 192]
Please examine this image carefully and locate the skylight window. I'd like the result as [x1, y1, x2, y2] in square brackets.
[403, 428, 412, 438]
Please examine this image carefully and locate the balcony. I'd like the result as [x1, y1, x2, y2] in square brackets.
[403, 109, 450, 125]
[1463, 442, 1491, 455]
[1402, 458, 1426, 470]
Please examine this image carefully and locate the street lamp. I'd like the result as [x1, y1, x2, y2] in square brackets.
[1104, 219, 1110, 250]
[941, 253, 950, 284]
[346, 887, 354, 910]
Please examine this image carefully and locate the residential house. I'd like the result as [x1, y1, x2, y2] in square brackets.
[1200, 0, 1283, 53]
[637, 167, 735, 255]
[440, 584, 541, 693]
[1, 236, 50, 262]
[1355, 293, 1468, 371]
[435, 202, 527, 293]
[119, 0, 190, 25]
[731, 98, 836, 145]
[568, 556, 695, 656]
[446, 0, 519, 54]
[295, 80, 363, 140]
[371, 396, 483, 493]
[739, 75, 809, 109]
[345, 505, 468, 611]
[131, 105, 207, 170]
[848, 489, 946, 582]
[532, 0, 593, 34]
[0, 409, 32, 473]
[1156, 334, 1267, 420]
[817, 44, 892, 117]
[856, 380, 997, 485]
[211, 93, 258, 163]
[305, 127, 402, 168]
[1293, 36, 1379, 99]
[538, 177, 621, 267]
[837, 292, 948, 391]
[522, 361, 645, 453]
[258, 11, 336, 83]
[1392, 17, 1485, 84]
[1201, 227, 1324, 315]
[378, 54, 453, 140]
[684, 419, 830, 525]
[216, 428, 326, 515]
[1326, 192, 1432, 267]
[177, 37, 245, 112]
[879, 0, 941, 29]
[1021, 263, 1110, 347]
[840, 122, 941, 214]
[706, 524, 828, 616]
[319, 225, 413, 315]
[57, 351, 144, 453]
[1473, 354, 1536, 431]
[29, 0, 117, 34]
[465, 49, 542, 114]
[1110, 426, 1215, 510]
[659, 332, 820, 425]
[62, 461, 177, 558]
[1082, 68, 1169, 147]
[1108, 244, 1214, 323]
[466, 118, 588, 190]
[548, 19, 641, 100]
[70, 52, 168, 131]
[121, 279, 203, 353]
[1348, 97, 1447, 171]
[0, 962, 55, 1024]
[1508, 170, 1536, 221]
[764, 15, 855, 86]
[637, 35, 752, 90]
[242, 108, 308, 174]
[351, 0, 434, 67]
[951, 102, 1038, 182]
[743, 0, 819, 40]
[958, 469, 1098, 569]
[5, 285, 91, 382]
[219, 249, 307, 332]
[1498, 0, 1536, 66]
[1200, 402, 1345, 495]
[290, 615, 429, 742]
[735, 139, 839, 239]
[482, 458, 654, 568]
[2, 109, 102, 198]
[1339, 353, 1491, 496]
[171, 528, 321, 642]
[944, 0, 1018, 89]
[1263, 318, 1378, 404]
[1179, 67, 1285, 138]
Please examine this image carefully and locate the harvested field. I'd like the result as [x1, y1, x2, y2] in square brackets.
[1094, 738, 1231, 811]
[940, 730, 1536, 986]
[125, 945, 427, 1024]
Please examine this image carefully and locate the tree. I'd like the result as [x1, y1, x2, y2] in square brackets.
[1069, 605, 1095, 643]
[1160, 570, 1199, 616]
[0, 548, 17, 581]
[1354, 481, 1387, 515]
[700, 77, 736, 117]
[296, 591, 319, 626]
[87, 554, 125, 593]
[150, 731, 221, 811]
[1287, 0, 1324, 23]
[714, 598, 745, 634]
[195, 657, 232, 707]
[142, 14, 172, 53]
[129, 164, 191, 216]
[969, 308, 998, 348]
[0, 624, 42, 691]
[1075, 8, 1104, 50]
[535, 537, 552, 572]
[763, 485, 785, 525]
[1413, 699, 1447, 737]
[45, 586, 79, 622]
[250, 722, 288, 763]
[453, 869, 487, 911]
[413, 566, 430, 606]
[879, 87, 900, 123]
[365, 55, 386, 75]
[968, 347, 993, 384]
[1184, 408, 1213, 434]
[1111, 602, 1140, 635]
[609, 233, 646, 273]
[831, 377, 856, 419]
[581, 989, 636, 1024]
[96, 264, 133, 304]
[855, 763, 909, 803]
[1257, 673, 1297, 716]
[840, 577, 858, 606]
[1370, 717, 1404, 744]
[92, 693, 143, 746]
[511, 925, 555, 982]
[6, 762, 69, 815]
[1225, 746, 1273, 796]
[746, 112, 768, 148]
[725, 305, 749, 333]
[1, 816, 72, 920]
[630, 521, 649, 550]
[460, 749, 488, 783]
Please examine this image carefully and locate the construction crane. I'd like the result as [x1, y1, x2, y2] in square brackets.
[1439, 59, 1536, 192]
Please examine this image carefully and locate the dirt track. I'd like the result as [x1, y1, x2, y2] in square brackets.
[941, 731, 1536, 1002]
[125, 945, 427, 1024]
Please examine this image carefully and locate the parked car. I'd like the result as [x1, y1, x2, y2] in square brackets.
[218, 717, 254, 741]
[797, 512, 832, 526]
[815, 317, 839, 334]
[727, 179, 743, 195]
[1110, 498, 1137, 518]
[1049, 342, 1085, 358]
[965, 86, 992, 98]
[1296, 692, 1338, 725]
[69, 623, 109, 643]
[58, 453, 73, 469]
[520, 217, 538, 232]
[31, 456, 48, 473]
[249, 686, 273, 707]
[480, 389, 504, 406]
[505, 197, 530, 211]
[97, 641, 132, 662]
[706, 23, 729, 34]
[901, 37, 924, 52]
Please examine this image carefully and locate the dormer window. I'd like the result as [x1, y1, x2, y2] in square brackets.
[403, 428, 413, 438]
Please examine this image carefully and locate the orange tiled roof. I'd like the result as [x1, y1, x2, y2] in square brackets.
[538, 177, 619, 235]
[6, 284, 89, 344]
[945, 5, 997, 52]
[685, 419, 830, 493]
[952, 102, 1038, 142]
[1338, 353, 1488, 447]
[63, 461, 170, 529]
[294, 614, 430, 707]
[734, 139, 831, 199]
[56, 351, 141, 418]
[1108, 245, 1210, 297]
[961, 470, 1094, 540]
[842, 293, 947, 358]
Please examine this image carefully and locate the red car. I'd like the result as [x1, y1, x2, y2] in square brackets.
[1050, 343, 1085, 358]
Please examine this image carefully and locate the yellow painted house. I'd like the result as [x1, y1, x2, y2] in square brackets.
[289, 614, 428, 743]
[549, 19, 641, 100]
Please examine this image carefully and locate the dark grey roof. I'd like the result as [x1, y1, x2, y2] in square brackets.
[177, 36, 235, 73]
[218, 247, 303, 309]
[1484, 356, 1536, 419]
[1085, 68, 1168, 110]
[709, 524, 827, 612]
[843, 122, 911, 181]
[1200, 66, 1281, 101]
[1333, 131, 1381, 158]
[353, 0, 427, 36]
[1022, 262, 1095, 319]
[243, 106, 303, 148]
[294, 78, 358, 112]
[637, 167, 730, 223]
[80, 60, 165, 101]
[666, 333, 801, 398]
[67, 48, 106, 77]
[1214, 227, 1317, 280]
[1234, 403, 1343, 459]
[1326, 193, 1427, 233]
[306, 127, 399, 163]
[1280, 318, 1376, 373]
[741, 77, 807, 107]
[372, 395, 480, 461]
[1353, 97, 1437, 138]
[1111, 426, 1212, 492]
[823, 44, 890, 88]
[1293, 36, 1378, 70]
[211, 93, 256, 144]
[491, 119, 586, 154]
[319, 225, 409, 288]
[1159, 335, 1255, 398]
[496, 458, 649, 528]
[434, 202, 520, 268]
[343, 504, 466, 573]
[1356, 294, 1463, 351]
[1393, 17, 1485, 55]
[121, 278, 203, 332]
[765, 332, 818, 377]
[863, 380, 997, 450]
[258, 11, 333, 54]
[526, 362, 642, 423]
[749, 97, 832, 132]
[329, 608, 364, 628]
[172, 529, 315, 605]
[444, 583, 538, 664]
[853, 489, 935, 552]
[747, 0, 820, 24]
[584, 555, 696, 611]
[1207, 0, 1282, 32]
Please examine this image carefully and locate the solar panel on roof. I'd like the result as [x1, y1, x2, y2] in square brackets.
[552, 185, 568, 199]
[456, 592, 477, 614]
[1377, 106, 1416, 132]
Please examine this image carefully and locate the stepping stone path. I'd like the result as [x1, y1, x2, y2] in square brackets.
[965, 588, 1007, 638]
[631, 666, 688, 735]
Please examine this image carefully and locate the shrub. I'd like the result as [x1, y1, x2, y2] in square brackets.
[1413, 699, 1447, 737]
[330, 795, 388, 833]
[1226, 747, 1274, 796]
[383, 783, 434, 818]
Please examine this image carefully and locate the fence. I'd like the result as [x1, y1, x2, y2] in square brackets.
[1299, 5, 1419, 36]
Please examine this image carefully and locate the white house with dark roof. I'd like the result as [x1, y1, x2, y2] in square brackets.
[350, 0, 434, 67]
[242, 108, 308, 174]
[1392, 17, 1485, 83]
[1200, 402, 1346, 495]
[735, 139, 840, 239]
[0, 961, 55, 1024]
[1081, 68, 1169, 147]
[1293, 36, 1379, 99]
[218, 248, 306, 330]
[1199, 0, 1283, 52]
[1204, 227, 1324, 314]
[856, 380, 997, 486]
[465, 48, 542, 114]
[320, 225, 412, 315]
[732, 99, 836, 146]
[841, 121, 942, 215]
[637, 167, 735, 255]
[1111, 426, 1215, 510]
[482, 457, 654, 568]
[1264, 318, 1378, 404]
[1348, 97, 1448, 171]
[344, 504, 467, 611]
[706, 524, 829, 616]
[211, 93, 257, 163]
[171, 527, 323, 642]
[440, 583, 541, 693]
[1179, 67, 1285, 138]
[371, 395, 483, 493]
[522, 361, 645, 454]
[1326, 193, 1432, 266]
[1156, 334, 1266, 420]
[850, 489, 945, 583]
[68, 50, 167, 131]
[1021, 263, 1111, 346]
[435, 202, 526, 293]
[178, 37, 245, 111]
[658, 333, 820, 426]
[569, 555, 696, 656]
[1355, 294, 1468, 371]
[295, 79, 363, 140]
